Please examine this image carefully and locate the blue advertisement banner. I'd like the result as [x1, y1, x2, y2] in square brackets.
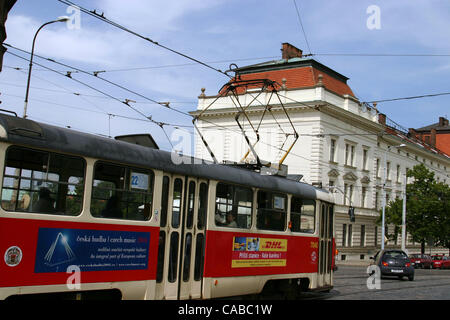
[34, 228, 150, 273]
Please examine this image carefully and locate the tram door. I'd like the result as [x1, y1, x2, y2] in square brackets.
[155, 175, 208, 300]
[318, 203, 333, 288]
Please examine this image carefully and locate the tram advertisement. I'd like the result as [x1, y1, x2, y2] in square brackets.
[232, 237, 287, 268]
[34, 228, 150, 273]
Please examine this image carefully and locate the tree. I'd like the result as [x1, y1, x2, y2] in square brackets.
[383, 164, 450, 253]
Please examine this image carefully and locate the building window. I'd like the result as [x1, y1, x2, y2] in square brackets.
[386, 161, 391, 180]
[342, 224, 347, 247]
[361, 225, 366, 247]
[374, 226, 378, 247]
[348, 224, 353, 247]
[396, 164, 401, 183]
[330, 138, 337, 162]
[362, 149, 368, 170]
[361, 187, 367, 208]
[375, 158, 380, 178]
[345, 143, 355, 167]
[344, 184, 354, 206]
[344, 183, 348, 205]
[329, 180, 335, 189]
[375, 191, 379, 210]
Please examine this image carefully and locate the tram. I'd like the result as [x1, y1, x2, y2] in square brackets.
[0, 112, 335, 300]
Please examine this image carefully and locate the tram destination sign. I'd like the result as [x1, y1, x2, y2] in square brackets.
[34, 228, 150, 273]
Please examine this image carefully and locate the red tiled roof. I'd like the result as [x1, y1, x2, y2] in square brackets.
[220, 65, 355, 98]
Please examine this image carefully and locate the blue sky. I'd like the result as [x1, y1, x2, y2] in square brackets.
[1, 0, 450, 152]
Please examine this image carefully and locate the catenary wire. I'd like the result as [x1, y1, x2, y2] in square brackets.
[57, 0, 232, 79]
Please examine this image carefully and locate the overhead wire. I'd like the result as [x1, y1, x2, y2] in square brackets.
[4, 50, 181, 147]
[364, 92, 450, 104]
[57, 0, 232, 79]
[4, 42, 448, 179]
[292, 0, 312, 55]
[2, 47, 432, 170]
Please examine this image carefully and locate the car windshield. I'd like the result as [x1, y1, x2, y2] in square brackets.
[410, 254, 420, 258]
[384, 251, 407, 259]
[432, 256, 443, 260]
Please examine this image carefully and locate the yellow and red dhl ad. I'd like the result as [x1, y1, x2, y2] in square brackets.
[231, 237, 287, 268]
[259, 239, 287, 252]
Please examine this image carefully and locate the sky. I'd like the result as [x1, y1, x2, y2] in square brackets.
[1, 0, 450, 153]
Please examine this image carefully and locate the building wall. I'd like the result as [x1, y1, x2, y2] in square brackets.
[437, 132, 450, 156]
[193, 84, 450, 262]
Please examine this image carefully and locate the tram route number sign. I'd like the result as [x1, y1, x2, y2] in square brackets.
[232, 237, 287, 268]
[34, 228, 150, 273]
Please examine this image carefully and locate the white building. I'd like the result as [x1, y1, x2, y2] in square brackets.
[191, 43, 450, 262]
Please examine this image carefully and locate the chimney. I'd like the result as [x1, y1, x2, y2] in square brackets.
[430, 128, 436, 147]
[378, 113, 386, 126]
[439, 116, 449, 126]
[281, 43, 303, 60]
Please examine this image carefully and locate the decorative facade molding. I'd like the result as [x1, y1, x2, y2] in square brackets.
[343, 171, 358, 181]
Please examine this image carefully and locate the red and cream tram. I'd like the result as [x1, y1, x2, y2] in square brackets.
[0, 112, 335, 300]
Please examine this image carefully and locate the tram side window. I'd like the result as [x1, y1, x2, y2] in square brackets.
[257, 191, 287, 231]
[290, 197, 316, 234]
[215, 182, 252, 229]
[1, 146, 85, 216]
[197, 182, 208, 230]
[91, 161, 154, 221]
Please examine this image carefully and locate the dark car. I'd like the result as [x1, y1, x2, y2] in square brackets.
[370, 250, 414, 281]
[409, 253, 432, 269]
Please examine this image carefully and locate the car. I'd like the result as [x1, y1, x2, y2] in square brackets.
[409, 253, 432, 269]
[431, 255, 446, 269]
[370, 249, 414, 281]
[443, 256, 450, 269]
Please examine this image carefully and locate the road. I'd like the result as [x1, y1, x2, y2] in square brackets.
[311, 265, 450, 300]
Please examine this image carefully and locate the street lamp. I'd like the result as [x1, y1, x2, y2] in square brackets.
[23, 17, 69, 119]
[381, 143, 405, 250]
[401, 171, 407, 252]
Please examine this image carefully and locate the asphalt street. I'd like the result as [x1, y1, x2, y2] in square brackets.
[318, 265, 450, 300]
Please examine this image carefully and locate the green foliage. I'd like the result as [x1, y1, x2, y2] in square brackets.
[383, 164, 450, 251]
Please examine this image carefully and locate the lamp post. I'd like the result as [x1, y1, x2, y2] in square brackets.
[23, 17, 69, 119]
[381, 143, 405, 250]
[401, 172, 407, 252]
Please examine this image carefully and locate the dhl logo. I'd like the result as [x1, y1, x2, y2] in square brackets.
[260, 239, 287, 251]
[263, 241, 283, 249]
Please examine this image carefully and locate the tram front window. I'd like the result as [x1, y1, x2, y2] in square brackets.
[1, 146, 85, 215]
[91, 161, 154, 221]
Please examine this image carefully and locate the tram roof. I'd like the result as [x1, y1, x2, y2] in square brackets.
[0, 113, 330, 201]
